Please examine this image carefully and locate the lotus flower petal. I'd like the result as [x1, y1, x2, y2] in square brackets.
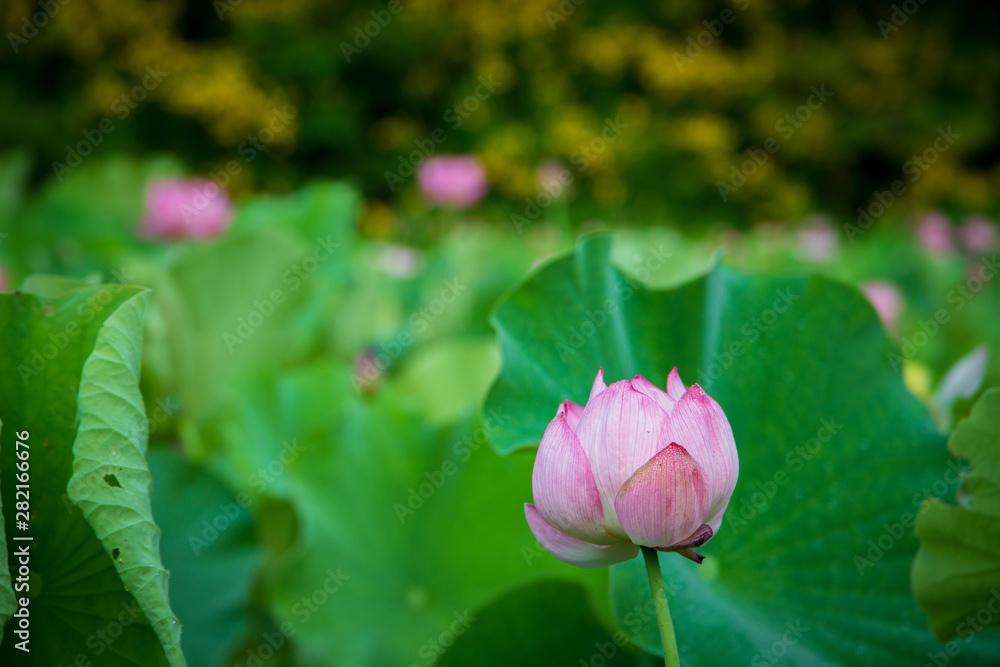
[416, 155, 489, 207]
[140, 178, 233, 240]
[631, 375, 676, 413]
[575, 381, 669, 536]
[614, 444, 712, 549]
[705, 498, 730, 535]
[665, 384, 739, 519]
[532, 411, 611, 544]
[524, 504, 638, 568]
[524, 368, 739, 569]
[558, 400, 585, 431]
[666, 367, 686, 402]
[589, 368, 607, 402]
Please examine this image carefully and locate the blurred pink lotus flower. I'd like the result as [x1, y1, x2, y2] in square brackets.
[861, 280, 904, 335]
[798, 216, 839, 262]
[525, 368, 739, 568]
[373, 243, 424, 278]
[958, 215, 998, 254]
[915, 211, 954, 255]
[140, 178, 234, 240]
[0, 265, 7, 292]
[416, 155, 489, 207]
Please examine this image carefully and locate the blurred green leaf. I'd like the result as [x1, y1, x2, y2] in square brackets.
[437, 580, 638, 667]
[211, 362, 610, 666]
[914, 388, 1000, 641]
[484, 234, 1000, 664]
[148, 449, 262, 667]
[2, 155, 183, 276]
[143, 228, 320, 436]
[232, 181, 359, 256]
[396, 337, 500, 424]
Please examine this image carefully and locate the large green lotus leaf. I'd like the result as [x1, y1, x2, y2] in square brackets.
[913, 388, 1000, 641]
[211, 362, 609, 666]
[437, 580, 638, 667]
[142, 228, 322, 434]
[147, 449, 262, 667]
[231, 181, 359, 258]
[483, 235, 1000, 665]
[0, 285, 182, 664]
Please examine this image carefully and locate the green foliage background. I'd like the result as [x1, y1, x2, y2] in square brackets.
[2, 0, 1000, 227]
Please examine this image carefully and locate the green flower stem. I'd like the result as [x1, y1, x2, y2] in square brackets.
[641, 546, 680, 667]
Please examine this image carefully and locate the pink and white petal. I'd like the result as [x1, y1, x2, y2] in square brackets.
[575, 381, 670, 536]
[666, 367, 686, 402]
[589, 368, 607, 402]
[614, 444, 712, 549]
[631, 375, 676, 413]
[665, 385, 739, 519]
[705, 498, 730, 536]
[557, 401, 585, 431]
[525, 504, 639, 568]
[532, 413, 612, 544]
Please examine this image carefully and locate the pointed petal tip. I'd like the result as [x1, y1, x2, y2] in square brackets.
[588, 367, 608, 402]
[666, 367, 686, 401]
[675, 547, 705, 564]
[556, 400, 585, 430]
[630, 374, 676, 414]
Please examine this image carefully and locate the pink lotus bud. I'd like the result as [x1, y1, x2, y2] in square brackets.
[140, 178, 234, 241]
[416, 155, 489, 207]
[525, 368, 739, 568]
[915, 211, 954, 255]
[958, 215, 998, 254]
[860, 280, 904, 335]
